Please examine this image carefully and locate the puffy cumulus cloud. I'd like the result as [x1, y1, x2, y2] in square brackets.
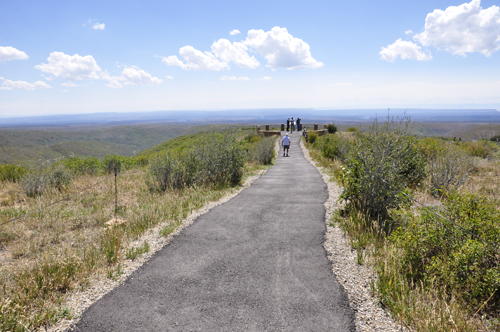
[162, 26, 322, 71]
[0, 46, 29, 61]
[166, 75, 173, 79]
[211, 39, 259, 69]
[230, 29, 240, 36]
[414, 0, 500, 57]
[35, 52, 103, 80]
[162, 46, 229, 71]
[260, 76, 271, 80]
[380, 39, 432, 62]
[220, 76, 249, 81]
[244, 26, 323, 70]
[1, 79, 52, 90]
[405, 30, 413, 35]
[103, 66, 163, 88]
[120, 67, 163, 85]
[92, 23, 105, 30]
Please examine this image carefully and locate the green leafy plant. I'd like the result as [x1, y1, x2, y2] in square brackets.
[327, 123, 338, 134]
[308, 131, 318, 144]
[389, 191, 500, 313]
[0, 164, 27, 183]
[339, 116, 426, 223]
[428, 147, 473, 197]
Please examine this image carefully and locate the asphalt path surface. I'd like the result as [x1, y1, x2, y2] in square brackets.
[74, 131, 355, 331]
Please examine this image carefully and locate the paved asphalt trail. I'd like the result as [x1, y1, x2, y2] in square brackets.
[74, 131, 355, 331]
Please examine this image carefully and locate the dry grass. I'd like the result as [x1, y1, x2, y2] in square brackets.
[0, 165, 266, 331]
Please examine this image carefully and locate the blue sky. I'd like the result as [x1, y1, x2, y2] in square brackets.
[1, 0, 500, 117]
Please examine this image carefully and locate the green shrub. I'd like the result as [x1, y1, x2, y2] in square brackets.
[416, 137, 446, 160]
[248, 137, 275, 165]
[428, 147, 473, 197]
[327, 123, 338, 134]
[0, 164, 27, 183]
[21, 170, 49, 197]
[390, 191, 500, 313]
[308, 131, 318, 144]
[62, 157, 101, 175]
[313, 134, 351, 162]
[47, 164, 72, 190]
[147, 132, 245, 191]
[102, 154, 125, 174]
[346, 127, 358, 133]
[339, 116, 426, 223]
[460, 141, 494, 158]
[20, 165, 72, 197]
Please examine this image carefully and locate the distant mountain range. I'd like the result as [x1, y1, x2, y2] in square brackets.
[1, 108, 500, 127]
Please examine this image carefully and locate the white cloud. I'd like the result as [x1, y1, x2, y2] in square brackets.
[92, 23, 105, 30]
[61, 82, 78, 87]
[166, 75, 173, 79]
[260, 76, 272, 81]
[0, 46, 29, 61]
[405, 30, 413, 35]
[120, 66, 163, 85]
[220, 76, 249, 81]
[380, 39, 432, 62]
[1, 79, 52, 90]
[414, 0, 500, 57]
[62, 89, 68, 92]
[106, 80, 123, 89]
[162, 46, 229, 71]
[230, 29, 240, 36]
[162, 26, 321, 71]
[244, 26, 323, 69]
[211, 39, 259, 69]
[35, 52, 103, 80]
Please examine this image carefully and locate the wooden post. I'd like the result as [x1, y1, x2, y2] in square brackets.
[265, 124, 270, 131]
[281, 124, 285, 131]
[314, 124, 318, 130]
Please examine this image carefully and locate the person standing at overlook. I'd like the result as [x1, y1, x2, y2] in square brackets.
[282, 133, 291, 157]
[286, 118, 290, 132]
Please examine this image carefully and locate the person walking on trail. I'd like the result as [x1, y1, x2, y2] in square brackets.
[282, 133, 291, 157]
[291, 117, 295, 132]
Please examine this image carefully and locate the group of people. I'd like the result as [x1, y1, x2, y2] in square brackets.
[282, 117, 303, 157]
[286, 117, 301, 132]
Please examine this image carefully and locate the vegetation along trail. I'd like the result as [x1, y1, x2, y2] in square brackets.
[73, 131, 355, 331]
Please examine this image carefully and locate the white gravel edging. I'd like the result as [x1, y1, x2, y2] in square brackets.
[300, 138, 407, 332]
[45, 169, 268, 332]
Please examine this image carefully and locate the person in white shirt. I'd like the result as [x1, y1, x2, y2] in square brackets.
[282, 133, 291, 157]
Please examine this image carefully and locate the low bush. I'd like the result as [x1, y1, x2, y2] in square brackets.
[327, 123, 338, 134]
[47, 164, 72, 190]
[308, 131, 318, 144]
[339, 116, 426, 223]
[20, 165, 72, 197]
[248, 137, 275, 165]
[346, 127, 358, 132]
[313, 133, 351, 162]
[460, 141, 495, 158]
[389, 191, 500, 314]
[102, 154, 125, 174]
[428, 147, 473, 197]
[147, 132, 245, 191]
[0, 164, 27, 183]
[62, 157, 101, 175]
[21, 170, 50, 197]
